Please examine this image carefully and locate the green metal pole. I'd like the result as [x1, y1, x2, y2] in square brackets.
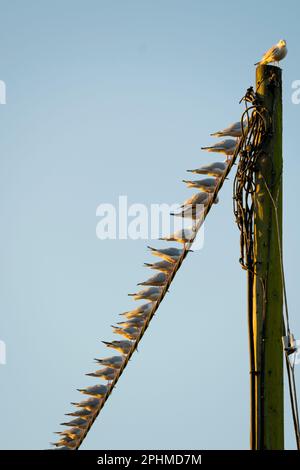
[252, 64, 284, 449]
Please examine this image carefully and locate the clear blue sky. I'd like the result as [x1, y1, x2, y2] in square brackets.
[0, 0, 300, 450]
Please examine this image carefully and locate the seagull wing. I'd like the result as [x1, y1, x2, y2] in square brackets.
[261, 45, 278, 63]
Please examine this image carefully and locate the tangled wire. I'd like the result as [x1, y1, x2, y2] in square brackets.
[233, 86, 270, 273]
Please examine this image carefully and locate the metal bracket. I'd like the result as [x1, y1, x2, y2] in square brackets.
[282, 334, 297, 355]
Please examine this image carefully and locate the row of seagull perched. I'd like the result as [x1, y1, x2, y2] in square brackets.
[52, 119, 245, 449]
[52, 39, 288, 449]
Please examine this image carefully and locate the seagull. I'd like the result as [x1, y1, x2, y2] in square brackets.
[52, 436, 77, 448]
[65, 408, 93, 418]
[119, 303, 154, 318]
[171, 205, 205, 220]
[86, 367, 117, 381]
[201, 139, 237, 160]
[71, 397, 102, 410]
[60, 418, 88, 428]
[182, 177, 218, 192]
[128, 286, 163, 301]
[53, 433, 82, 450]
[147, 246, 182, 263]
[119, 310, 151, 321]
[94, 355, 124, 369]
[77, 384, 108, 398]
[56, 427, 84, 438]
[117, 318, 146, 328]
[181, 192, 218, 207]
[211, 121, 246, 138]
[159, 227, 195, 244]
[112, 325, 141, 340]
[137, 271, 168, 286]
[187, 161, 227, 177]
[102, 340, 133, 354]
[255, 39, 287, 66]
[144, 260, 174, 273]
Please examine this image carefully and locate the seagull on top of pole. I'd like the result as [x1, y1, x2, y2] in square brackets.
[255, 39, 287, 66]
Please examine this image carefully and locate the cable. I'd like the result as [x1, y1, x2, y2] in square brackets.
[262, 175, 300, 449]
[233, 91, 268, 449]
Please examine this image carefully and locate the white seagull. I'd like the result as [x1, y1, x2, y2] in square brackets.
[137, 272, 168, 286]
[201, 139, 237, 160]
[181, 192, 218, 207]
[255, 39, 287, 66]
[182, 177, 218, 192]
[159, 227, 195, 244]
[60, 418, 88, 429]
[65, 408, 93, 418]
[128, 286, 163, 301]
[147, 246, 182, 263]
[117, 318, 146, 328]
[187, 161, 227, 177]
[112, 325, 141, 340]
[119, 303, 154, 319]
[94, 355, 124, 369]
[52, 436, 77, 448]
[56, 427, 85, 438]
[86, 367, 117, 381]
[77, 384, 108, 398]
[211, 121, 246, 138]
[171, 205, 205, 220]
[143, 260, 174, 273]
[102, 340, 133, 354]
[71, 397, 102, 410]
